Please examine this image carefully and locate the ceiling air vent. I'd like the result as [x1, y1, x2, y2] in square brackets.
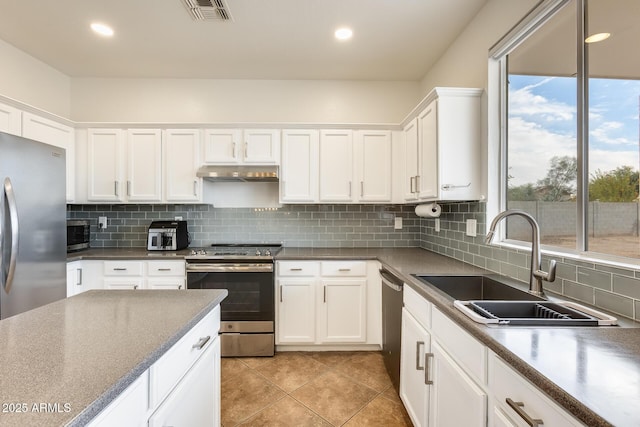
[181, 0, 233, 21]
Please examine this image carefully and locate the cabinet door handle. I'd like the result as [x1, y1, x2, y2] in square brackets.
[289, 268, 303, 271]
[506, 398, 543, 427]
[178, 285, 183, 290]
[410, 176, 415, 194]
[192, 335, 211, 350]
[349, 181, 352, 198]
[193, 180, 198, 196]
[232, 142, 237, 159]
[244, 143, 248, 159]
[338, 268, 351, 272]
[323, 285, 327, 303]
[415, 175, 420, 193]
[127, 180, 131, 197]
[133, 284, 138, 290]
[157, 268, 171, 271]
[76, 268, 83, 286]
[416, 341, 425, 370]
[113, 268, 127, 271]
[279, 285, 283, 302]
[424, 352, 434, 385]
[360, 181, 364, 197]
[114, 181, 119, 197]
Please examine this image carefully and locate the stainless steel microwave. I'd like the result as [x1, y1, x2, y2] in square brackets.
[67, 219, 90, 252]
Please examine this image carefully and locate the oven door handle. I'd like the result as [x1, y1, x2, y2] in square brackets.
[186, 263, 274, 273]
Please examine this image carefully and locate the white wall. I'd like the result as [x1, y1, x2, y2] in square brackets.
[0, 39, 71, 118]
[418, 0, 537, 94]
[70, 78, 421, 124]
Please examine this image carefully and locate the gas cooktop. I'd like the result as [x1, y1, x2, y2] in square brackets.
[186, 243, 282, 261]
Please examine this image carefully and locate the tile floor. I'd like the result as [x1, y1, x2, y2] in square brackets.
[221, 351, 413, 426]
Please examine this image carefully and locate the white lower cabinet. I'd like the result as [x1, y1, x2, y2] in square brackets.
[400, 306, 431, 427]
[66, 260, 186, 294]
[487, 352, 584, 427]
[89, 307, 221, 426]
[401, 285, 584, 427]
[401, 286, 486, 427]
[66, 260, 103, 297]
[276, 260, 377, 346]
[430, 340, 487, 427]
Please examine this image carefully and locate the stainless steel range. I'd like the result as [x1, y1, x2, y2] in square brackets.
[185, 244, 282, 357]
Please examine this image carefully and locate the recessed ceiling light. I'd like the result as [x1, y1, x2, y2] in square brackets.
[585, 32, 610, 43]
[335, 27, 353, 41]
[91, 22, 114, 37]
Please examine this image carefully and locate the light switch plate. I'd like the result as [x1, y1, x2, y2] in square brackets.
[466, 219, 477, 237]
[435, 218, 440, 232]
[394, 217, 403, 230]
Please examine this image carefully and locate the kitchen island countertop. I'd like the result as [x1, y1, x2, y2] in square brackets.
[0, 289, 227, 427]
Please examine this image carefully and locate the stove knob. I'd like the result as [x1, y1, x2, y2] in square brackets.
[265, 249, 271, 256]
[255, 249, 262, 256]
[199, 249, 206, 255]
[190, 249, 197, 256]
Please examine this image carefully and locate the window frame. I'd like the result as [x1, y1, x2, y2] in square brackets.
[487, 0, 640, 268]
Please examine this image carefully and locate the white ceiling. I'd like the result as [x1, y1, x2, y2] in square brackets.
[0, 0, 488, 81]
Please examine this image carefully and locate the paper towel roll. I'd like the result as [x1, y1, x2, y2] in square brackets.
[415, 202, 441, 218]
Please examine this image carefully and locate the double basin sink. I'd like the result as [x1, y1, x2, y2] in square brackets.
[413, 274, 617, 326]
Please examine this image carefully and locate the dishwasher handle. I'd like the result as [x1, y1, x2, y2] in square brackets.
[380, 269, 403, 292]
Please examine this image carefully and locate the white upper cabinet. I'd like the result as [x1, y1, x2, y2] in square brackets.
[87, 129, 125, 202]
[164, 129, 202, 202]
[243, 129, 280, 163]
[202, 129, 279, 164]
[127, 129, 163, 202]
[22, 112, 75, 202]
[354, 130, 392, 202]
[404, 87, 483, 202]
[319, 130, 353, 202]
[202, 129, 241, 164]
[84, 128, 201, 204]
[417, 102, 439, 200]
[0, 102, 21, 136]
[280, 129, 319, 203]
[403, 118, 419, 201]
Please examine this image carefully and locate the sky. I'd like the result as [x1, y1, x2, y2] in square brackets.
[507, 74, 640, 187]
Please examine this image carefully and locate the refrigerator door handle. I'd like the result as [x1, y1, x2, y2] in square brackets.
[2, 177, 19, 293]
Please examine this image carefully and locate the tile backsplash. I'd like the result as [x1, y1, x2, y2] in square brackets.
[420, 201, 640, 322]
[67, 204, 421, 248]
[68, 201, 640, 321]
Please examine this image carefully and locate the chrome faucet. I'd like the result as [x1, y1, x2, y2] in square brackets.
[485, 209, 556, 298]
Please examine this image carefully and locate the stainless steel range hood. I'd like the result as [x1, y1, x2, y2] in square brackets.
[196, 165, 279, 182]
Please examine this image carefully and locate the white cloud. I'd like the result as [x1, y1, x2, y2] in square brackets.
[508, 117, 575, 185]
[509, 79, 575, 121]
[590, 121, 635, 146]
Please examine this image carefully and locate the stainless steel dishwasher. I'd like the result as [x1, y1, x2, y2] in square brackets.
[380, 268, 403, 393]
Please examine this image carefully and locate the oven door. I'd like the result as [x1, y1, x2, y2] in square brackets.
[186, 263, 274, 322]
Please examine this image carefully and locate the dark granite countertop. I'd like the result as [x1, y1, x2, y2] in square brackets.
[0, 289, 227, 427]
[66, 246, 640, 426]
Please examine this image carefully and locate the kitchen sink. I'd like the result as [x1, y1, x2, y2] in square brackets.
[454, 300, 618, 326]
[413, 275, 545, 301]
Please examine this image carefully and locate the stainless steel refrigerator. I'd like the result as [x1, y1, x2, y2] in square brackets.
[0, 131, 67, 319]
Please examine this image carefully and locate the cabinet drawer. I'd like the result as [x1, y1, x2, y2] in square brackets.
[432, 307, 486, 384]
[320, 261, 366, 276]
[278, 261, 320, 276]
[488, 352, 583, 427]
[150, 306, 220, 407]
[147, 261, 185, 276]
[103, 261, 144, 276]
[403, 284, 431, 330]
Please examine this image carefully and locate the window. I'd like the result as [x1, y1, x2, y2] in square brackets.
[491, 0, 640, 263]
